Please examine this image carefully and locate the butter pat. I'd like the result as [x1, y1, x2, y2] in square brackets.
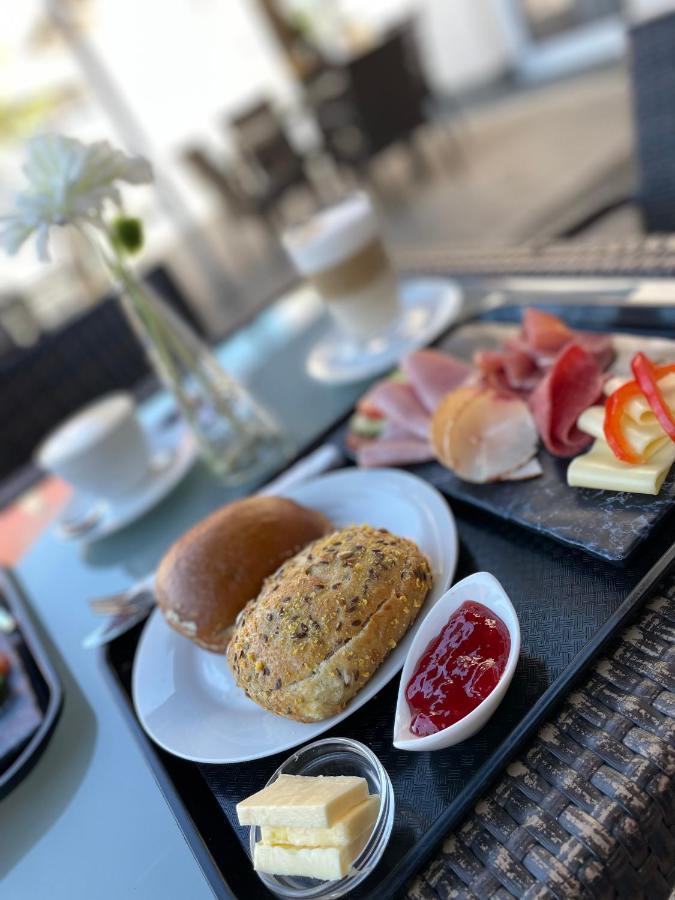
[261, 795, 379, 848]
[236, 775, 368, 828]
[254, 830, 369, 880]
[567, 438, 675, 495]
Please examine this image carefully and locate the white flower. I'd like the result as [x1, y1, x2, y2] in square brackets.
[0, 134, 153, 261]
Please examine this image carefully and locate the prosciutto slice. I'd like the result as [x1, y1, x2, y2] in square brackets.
[475, 347, 540, 394]
[360, 381, 431, 440]
[480, 311, 614, 392]
[523, 308, 573, 354]
[528, 343, 604, 457]
[401, 349, 471, 412]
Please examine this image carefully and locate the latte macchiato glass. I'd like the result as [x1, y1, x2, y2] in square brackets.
[282, 193, 399, 341]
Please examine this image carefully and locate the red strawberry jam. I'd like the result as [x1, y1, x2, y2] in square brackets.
[406, 601, 510, 737]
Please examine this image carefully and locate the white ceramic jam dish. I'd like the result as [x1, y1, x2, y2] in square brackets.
[393, 572, 521, 752]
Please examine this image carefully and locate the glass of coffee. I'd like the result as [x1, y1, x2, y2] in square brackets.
[282, 193, 400, 342]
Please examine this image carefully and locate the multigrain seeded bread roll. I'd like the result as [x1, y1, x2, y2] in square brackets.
[156, 496, 331, 653]
[227, 524, 432, 722]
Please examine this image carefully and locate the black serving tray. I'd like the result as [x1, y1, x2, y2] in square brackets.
[101, 299, 675, 899]
[0, 568, 63, 800]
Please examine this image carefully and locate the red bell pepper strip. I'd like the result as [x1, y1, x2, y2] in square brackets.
[604, 379, 645, 464]
[631, 353, 675, 442]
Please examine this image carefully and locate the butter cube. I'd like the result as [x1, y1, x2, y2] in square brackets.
[237, 774, 368, 828]
[261, 795, 379, 848]
[254, 830, 370, 880]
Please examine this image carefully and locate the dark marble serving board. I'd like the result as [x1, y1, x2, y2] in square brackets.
[343, 321, 675, 564]
[391, 450, 675, 563]
[0, 570, 62, 800]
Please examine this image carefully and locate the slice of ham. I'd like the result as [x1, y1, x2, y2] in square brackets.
[523, 308, 573, 354]
[401, 349, 472, 412]
[528, 342, 604, 457]
[574, 332, 615, 371]
[359, 381, 430, 440]
[380, 420, 418, 440]
[508, 314, 614, 372]
[503, 348, 540, 390]
[431, 386, 539, 483]
[356, 437, 434, 468]
[345, 431, 373, 454]
[473, 350, 503, 376]
[475, 347, 540, 394]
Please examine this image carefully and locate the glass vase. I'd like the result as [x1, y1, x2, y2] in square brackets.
[115, 265, 290, 485]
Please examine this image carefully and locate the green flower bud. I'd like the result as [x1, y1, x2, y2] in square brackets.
[110, 216, 144, 255]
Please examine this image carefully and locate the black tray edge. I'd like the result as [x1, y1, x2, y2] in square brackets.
[97, 640, 233, 900]
[376, 539, 675, 896]
[0, 568, 64, 801]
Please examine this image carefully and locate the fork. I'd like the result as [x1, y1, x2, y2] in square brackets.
[88, 573, 155, 616]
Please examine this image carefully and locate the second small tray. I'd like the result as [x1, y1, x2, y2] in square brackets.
[0, 568, 63, 800]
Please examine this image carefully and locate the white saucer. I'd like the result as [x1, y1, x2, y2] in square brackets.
[306, 277, 462, 385]
[55, 429, 197, 544]
[132, 468, 458, 763]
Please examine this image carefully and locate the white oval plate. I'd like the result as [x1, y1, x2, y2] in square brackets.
[306, 277, 462, 385]
[393, 572, 521, 752]
[132, 468, 458, 763]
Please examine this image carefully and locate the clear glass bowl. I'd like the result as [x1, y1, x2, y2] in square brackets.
[249, 737, 394, 900]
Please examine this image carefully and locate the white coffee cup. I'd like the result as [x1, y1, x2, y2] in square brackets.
[282, 192, 400, 341]
[35, 392, 150, 500]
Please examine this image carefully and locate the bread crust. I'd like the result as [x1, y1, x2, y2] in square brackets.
[227, 524, 432, 721]
[156, 497, 331, 652]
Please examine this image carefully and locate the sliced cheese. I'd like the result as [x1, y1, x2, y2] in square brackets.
[604, 373, 675, 426]
[253, 830, 370, 880]
[261, 795, 379, 848]
[567, 438, 675, 495]
[577, 406, 668, 459]
[236, 775, 368, 828]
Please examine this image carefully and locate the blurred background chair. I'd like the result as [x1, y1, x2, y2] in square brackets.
[303, 21, 436, 178]
[183, 146, 281, 234]
[227, 99, 320, 222]
[0, 267, 199, 484]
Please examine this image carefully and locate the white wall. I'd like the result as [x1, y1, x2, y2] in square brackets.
[416, 0, 512, 92]
[88, 0, 297, 156]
